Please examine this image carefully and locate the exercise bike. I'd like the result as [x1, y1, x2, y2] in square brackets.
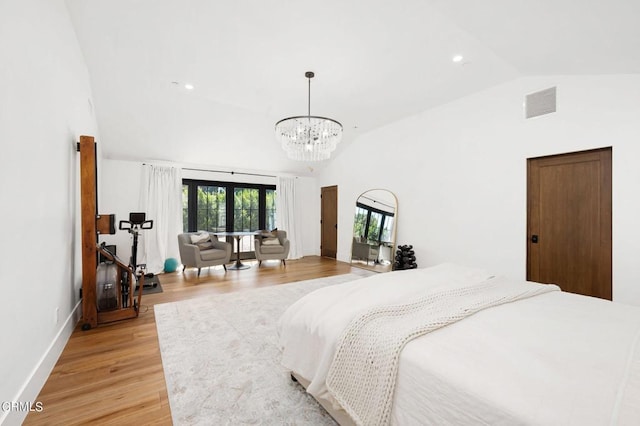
[119, 213, 155, 304]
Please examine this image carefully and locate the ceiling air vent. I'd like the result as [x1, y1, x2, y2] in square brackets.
[525, 87, 556, 119]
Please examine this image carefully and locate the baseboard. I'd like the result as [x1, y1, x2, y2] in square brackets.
[0, 300, 82, 426]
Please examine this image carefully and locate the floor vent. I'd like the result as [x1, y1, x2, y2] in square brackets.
[525, 86, 556, 119]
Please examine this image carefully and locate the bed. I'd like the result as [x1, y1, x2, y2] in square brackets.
[276, 263, 640, 425]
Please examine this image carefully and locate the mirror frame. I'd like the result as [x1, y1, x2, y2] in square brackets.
[350, 189, 398, 272]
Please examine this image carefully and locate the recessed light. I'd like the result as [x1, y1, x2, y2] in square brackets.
[452, 55, 464, 63]
[184, 83, 194, 90]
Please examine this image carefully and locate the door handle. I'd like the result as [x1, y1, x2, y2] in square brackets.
[531, 235, 538, 244]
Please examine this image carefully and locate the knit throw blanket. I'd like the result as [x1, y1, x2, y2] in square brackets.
[325, 276, 559, 426]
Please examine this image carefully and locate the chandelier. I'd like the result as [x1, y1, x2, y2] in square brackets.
[275, 71, 343, 161]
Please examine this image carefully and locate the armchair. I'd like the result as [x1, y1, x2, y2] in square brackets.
[177, 232, 232, 276]
[254, 230, 290, 266]
[351, 237, 380, 265]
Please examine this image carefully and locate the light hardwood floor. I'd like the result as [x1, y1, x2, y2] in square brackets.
[24, 256, 370, 425]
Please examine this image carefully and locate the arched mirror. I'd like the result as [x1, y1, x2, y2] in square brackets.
[351, 189, 398, 272]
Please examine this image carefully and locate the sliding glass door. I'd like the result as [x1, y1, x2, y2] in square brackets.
[265, 189, 276, 231]
[183, 179, 276, 257]
[198, 185, 227, 232]
[233, 187, 259, 232]
[233, 187, 259, 253]
[353, 201, 394, 243]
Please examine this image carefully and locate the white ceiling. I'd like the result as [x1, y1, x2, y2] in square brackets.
[64, 0, 640, 176]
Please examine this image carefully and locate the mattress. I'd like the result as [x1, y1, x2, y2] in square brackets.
[277, 264, 640, 425]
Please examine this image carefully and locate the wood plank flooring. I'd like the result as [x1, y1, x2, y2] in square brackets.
[24, 256, 370, 425]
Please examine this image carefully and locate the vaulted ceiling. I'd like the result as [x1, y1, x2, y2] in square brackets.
[65, 0, 640, 175]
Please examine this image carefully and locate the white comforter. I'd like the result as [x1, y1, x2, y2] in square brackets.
[277, 264, 640, 425]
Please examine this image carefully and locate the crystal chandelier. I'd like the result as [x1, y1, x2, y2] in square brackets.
[275, 71, 343, 161]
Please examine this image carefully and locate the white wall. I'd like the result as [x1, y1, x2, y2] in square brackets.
[99, 159, 320, 265]
[0, 0, 99, 424]
[296, 177, 321, 256]
[319, 74, 640, 306]
[98, 160, 142, 265]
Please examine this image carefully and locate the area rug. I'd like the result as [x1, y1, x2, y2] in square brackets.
[155, 273, 372, 425]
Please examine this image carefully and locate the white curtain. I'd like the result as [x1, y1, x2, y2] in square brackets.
[139, 165, 183, 273]
[276, 176, 303, 259]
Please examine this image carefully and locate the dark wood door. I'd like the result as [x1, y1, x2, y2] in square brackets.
[527, 148, 612, 299]
[321, 185, 338, 258]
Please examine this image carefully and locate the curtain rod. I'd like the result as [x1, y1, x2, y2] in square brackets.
[360, 195, 395, 210]
[143, 163, 277, 178]
[183, 167, 277, 178]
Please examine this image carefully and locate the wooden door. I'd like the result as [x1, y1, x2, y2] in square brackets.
[527, 147, 612, 299]
[321, 185, 338, 258]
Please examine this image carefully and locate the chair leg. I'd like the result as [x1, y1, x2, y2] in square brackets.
[223, 264, 227, 271]
[282, 259, 286, 266]
[258, 260, 262, 267]
[197, 268, 201, 277]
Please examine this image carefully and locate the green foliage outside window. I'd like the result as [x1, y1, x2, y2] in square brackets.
[367, 212, 383, 242]
[197, 186, 226, 232]
[266, 189, 276, 230]
[234, 188, 259, 231]
[380, 216, 394, 242]
[182, 185, 189, 232]
[354, 204, 393, 243]
[353, 207, 368, 239]
[183, 180, 276, 237]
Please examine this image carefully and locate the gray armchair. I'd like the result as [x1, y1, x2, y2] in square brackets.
[351, 237, 380, 265]
[254, 230, 290, 266]
[178, 232, 232, 276]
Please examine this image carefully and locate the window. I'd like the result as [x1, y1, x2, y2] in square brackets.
[182, 184, 189, 232]
[353, 206, 368, 239]
[233, 187, 259, 231]
[354, 202, 395, 243]
[367, 211, 383, 241]
[265, 189, 276, 231]
[183, 179, 277, 256]
[380, 216, 394, 242]
[198, 185, 226, 232]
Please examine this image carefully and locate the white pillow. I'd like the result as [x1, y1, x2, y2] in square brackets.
[262, 237, 281, 246]
[190, 232, 210, 244]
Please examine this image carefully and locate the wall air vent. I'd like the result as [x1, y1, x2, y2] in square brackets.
[525, 86, 556, 119]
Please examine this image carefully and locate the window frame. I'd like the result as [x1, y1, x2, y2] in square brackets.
[183, 179, 277, 233]
[355, 201, 395, 243]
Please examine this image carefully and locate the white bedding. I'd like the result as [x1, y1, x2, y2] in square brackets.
[277, 263, 640, 425]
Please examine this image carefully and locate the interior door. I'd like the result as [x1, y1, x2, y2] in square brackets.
[321, 185, 338, 258]
[527, 147, 612, 299]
